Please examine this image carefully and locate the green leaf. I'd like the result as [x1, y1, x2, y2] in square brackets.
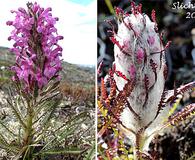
[34, 99, 61, 136]
[84, 143, 95, 160]
[187, 152, 195, 160]
[40, 81, 60, 97]
[105, 0, 114, 14]
[33, 100, 62, 145]
[13, 146, 28, 160]
[7, 99, 27, 129]
[0, 119, 17, 137]
[54, 111, 88, 133]
[0, 135, 19, 153]
[37, 112, 88, 152]
[35, 148, 85, 156]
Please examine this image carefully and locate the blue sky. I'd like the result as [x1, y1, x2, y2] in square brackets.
[69, 0, 93, 6]
[0, 0, 96, 65]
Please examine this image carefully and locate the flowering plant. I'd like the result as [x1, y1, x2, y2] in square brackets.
[98, 2, 195, 160]
[0, 2, 92, 159]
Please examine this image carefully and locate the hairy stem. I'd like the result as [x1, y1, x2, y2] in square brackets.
[133, 130, 152, 160]
[134, 132, 144, 160]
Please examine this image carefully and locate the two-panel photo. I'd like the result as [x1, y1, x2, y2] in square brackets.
[0, 0, 194, 160]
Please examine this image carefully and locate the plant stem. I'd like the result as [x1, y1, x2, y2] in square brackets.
[23, 101, 34, 159]
[134, 131, 146, 160]
[25, 112, 33, 145]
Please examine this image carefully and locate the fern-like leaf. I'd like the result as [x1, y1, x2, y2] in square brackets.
[167, 103, 195, 126]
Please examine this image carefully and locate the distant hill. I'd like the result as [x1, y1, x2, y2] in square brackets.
[0, 46, 95, 87]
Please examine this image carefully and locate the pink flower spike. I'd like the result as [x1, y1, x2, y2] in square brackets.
[7, 2, 63, 92]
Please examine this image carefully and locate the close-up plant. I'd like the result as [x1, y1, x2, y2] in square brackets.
[97, 1, 195, 160]
[0, 2, 95, 160]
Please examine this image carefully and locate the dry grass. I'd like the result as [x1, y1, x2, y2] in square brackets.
[60, 81, 95, 107]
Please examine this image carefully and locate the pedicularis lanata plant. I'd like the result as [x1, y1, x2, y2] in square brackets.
[98, 2, 195, 160]
[0, 2, 81, 159]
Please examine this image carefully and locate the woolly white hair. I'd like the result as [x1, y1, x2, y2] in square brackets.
[113, 12, 170, 150]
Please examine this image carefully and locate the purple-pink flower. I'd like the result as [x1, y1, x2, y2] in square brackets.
[7, 2, 63, 92]
[147, 35, 155, 46]
[136, 48, 144, 63]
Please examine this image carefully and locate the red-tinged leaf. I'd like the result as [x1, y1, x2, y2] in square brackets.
[112, 63, 116, 72]
[131, 1, 136, 15]
[106, 150, 112, 160]
[98, 123, 108, 138]
[114, 7, 125, 23]
[105, 70, 117, 105]
[125, 100, 141, 120]
[122, 20, 138, 37]
[101, 78, 107, 100]
[97, 61, 103, 76]
[143, 74, 149, 108]
[115, 7, 124, 16]
[145, 88, 167, 129]
[151, 9, 156, 23]
[151, 9, 158, 31]
[156, 88, 167, 116]
[137, 4, 142, 13]
[150, 59, 158, 82]
[176, 81, 195, 97]
[131, 2, 142, 15]
[163, 64, 168, 80]
[108, 78, 116, 100]
[160, 32, 171, 50]
[143, 48, 147, 68]
[164, 41, 172, 49]
[168, 103, 195, 126]
[160, 32, 164, 44]
[110, 36, 124, 50]
[115, 70, 128, 81]
[122, 79, 135, 98]
[166, 81, 195, 103]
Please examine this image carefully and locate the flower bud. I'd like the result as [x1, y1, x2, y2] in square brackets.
[111, 2, 169, 150]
